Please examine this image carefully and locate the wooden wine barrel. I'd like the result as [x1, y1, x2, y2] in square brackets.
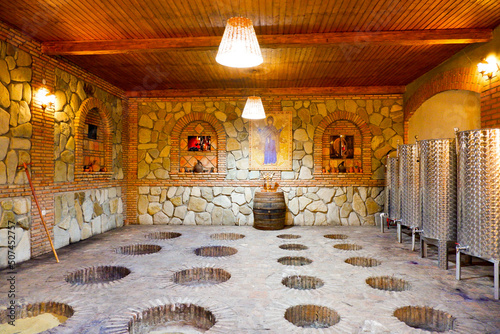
[253, 191, 286, 230]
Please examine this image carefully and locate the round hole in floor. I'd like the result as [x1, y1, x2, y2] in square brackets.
[278, 256, 313, 266]
[282, 275, 324, 290]
[194, 246, 238, 257]
[173, 267, 231, 286]
[324, 234, 348, 239]
[210, 233, 245, 240]
[345, 257, 381, 267]
[394, 306, 455, 332]
[115, 244, 161, 255]
[366, 276, 411, 292]
[65, 266, 131, 285]
[128, 303, 216, 333]
[146, 231, 181, 239]
[0, 302, 74, 333]
[279, 243, 308, 251]
[277, 234, 302, 239]
[333, 243, 362, 251]
[284, 304, 340, 328]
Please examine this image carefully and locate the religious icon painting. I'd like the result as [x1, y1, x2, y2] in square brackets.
[249, 111, 292, 170]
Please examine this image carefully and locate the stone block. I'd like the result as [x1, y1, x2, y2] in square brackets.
[91, 216, 102, 235]
[147, 202, 162, 215]
[299, 197, 313, 211]
[0, 108, 9, 135]
[294, 128, 309, 141]
[0, 82, 10, 109]
[14, 229, 30, 263]
[308, 200, 328, 213]
[174, 206, 187, 219]
[211, 206, 223, 225]
[0, 59, 9, 85]
[69, 218, 81, 243]
[352, 194, 367, 217]
[13, 197, 29, 215]
[81, 223, 92, 239]
[298, 166, 312, 179]
[184, 211, 196, 225]
[317, 188, 335, 203]
[54, 226, 70, 249]
[340, 203, 352, 218]
[348, 212, 361, 226]
[153, 211, 170, 224]
[213, 195, 232, 208]
[188, 197, 207, 212]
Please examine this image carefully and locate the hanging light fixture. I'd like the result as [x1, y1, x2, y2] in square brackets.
[242, 96, 266, 119]
[216, 17, 263, 68]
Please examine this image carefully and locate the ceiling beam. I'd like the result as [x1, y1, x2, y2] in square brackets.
[42, 29, 492, 56]
[125, 86, 406, 98]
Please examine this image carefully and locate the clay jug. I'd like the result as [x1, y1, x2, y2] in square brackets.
[193, 160, 204, 173]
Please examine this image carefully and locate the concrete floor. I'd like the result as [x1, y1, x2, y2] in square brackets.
[1, 225, 499, 333]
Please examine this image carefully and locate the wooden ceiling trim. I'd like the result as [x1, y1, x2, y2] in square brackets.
[125, 86, 406, 98]
[41, 29, 492, 55]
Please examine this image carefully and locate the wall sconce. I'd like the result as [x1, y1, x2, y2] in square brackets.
[37, 87, 55, 111]
[477, 56, 499, 79]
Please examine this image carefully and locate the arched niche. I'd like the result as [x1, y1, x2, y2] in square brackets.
[408, 90, 481, 143]
[74, 98, 113, 178]
[170, 112, 226, 174]
[314, 111, 371, 174]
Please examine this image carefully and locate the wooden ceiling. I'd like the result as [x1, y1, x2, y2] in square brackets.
[1, 0, 499, 95]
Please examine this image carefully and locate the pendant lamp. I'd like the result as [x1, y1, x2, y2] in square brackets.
[216, 17, 263, 68]
[242, 96, 266, 119]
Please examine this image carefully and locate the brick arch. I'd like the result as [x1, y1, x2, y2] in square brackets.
[74, 97, 113, 177]
[405, 67, 482, 123]
[170, 112, 227, 173]
[313, 111, 372, 174]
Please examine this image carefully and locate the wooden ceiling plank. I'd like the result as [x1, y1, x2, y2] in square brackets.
[392, 0, 429, 31]
[41, 28, 492, 55]
[74, 0, 129, 39]
[347, 0, 378, 32]
[409, 0, 447, 30]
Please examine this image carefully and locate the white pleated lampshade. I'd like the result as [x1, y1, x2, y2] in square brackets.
[216, 17, 263, 68]
[242, 96, 266, 119]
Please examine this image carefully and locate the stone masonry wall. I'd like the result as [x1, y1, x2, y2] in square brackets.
[137, 186, 384, 226]
[0, 196, 31, 269]
[137, 97, 403, 181]
[54, 68, 124, 182]
[53, 187, 124, 249]
[0, 40, 32, 185]
[132, 96, 400, 226]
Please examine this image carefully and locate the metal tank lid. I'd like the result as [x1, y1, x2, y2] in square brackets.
[455, 127, 500, 135]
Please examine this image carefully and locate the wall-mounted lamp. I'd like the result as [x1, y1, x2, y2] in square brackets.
[477, 56, 499, 79]
[37, 87, 55, 111]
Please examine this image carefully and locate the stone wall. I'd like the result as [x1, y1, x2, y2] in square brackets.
[136, 97, 403, 181]
[137, 186, 384, 226]
[53, 187, 124, 249]
[0, 40, 32, 185]
[54, 68, 124, 182]
[0, 196, 31, 269]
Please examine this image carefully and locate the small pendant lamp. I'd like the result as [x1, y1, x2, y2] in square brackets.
[242, 96, 266, 119]
[216, 17, 263, 68]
